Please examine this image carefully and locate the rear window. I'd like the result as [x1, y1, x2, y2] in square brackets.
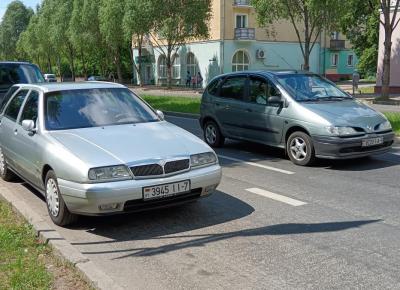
[0, 64, 44, 90]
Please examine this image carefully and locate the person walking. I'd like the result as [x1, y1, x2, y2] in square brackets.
[186, 71, 191, 87]
[196, 71, 203, 88]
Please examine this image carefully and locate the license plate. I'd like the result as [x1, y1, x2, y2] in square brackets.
[143, 180, 191, 200]
[362, 137, 384, 147]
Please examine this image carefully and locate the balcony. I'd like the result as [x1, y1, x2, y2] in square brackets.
[235, 28, 255, 40]
[330, 39, 345, 50]
[233, 0, 252, 7]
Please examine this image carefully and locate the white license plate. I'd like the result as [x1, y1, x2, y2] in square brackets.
[143, 180, 191, 200]
[362, 137, 384, 147]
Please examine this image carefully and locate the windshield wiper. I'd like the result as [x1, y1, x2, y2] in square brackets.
[318, 96, 353, 101]
[297, 98, 320, 102]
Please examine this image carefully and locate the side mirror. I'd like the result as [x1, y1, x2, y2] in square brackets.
[156, 110, 165, 120]
[22, 120, 36, 132]
[268, 96, 283, 105]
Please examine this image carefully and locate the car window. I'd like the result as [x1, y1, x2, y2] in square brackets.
[0, 64, 44, 90]
[4, 89, 29, 121]
[249, 77, 281, 106]
[20, 90, 39, 125]
[45, 88, 159, 130]
[218, 77, 247, 100]
[0, 86, 19, 113]
[207, 78, 221, 96]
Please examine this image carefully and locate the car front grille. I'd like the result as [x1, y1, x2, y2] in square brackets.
[130, 159, 190, 178]
[131, 164, 163, 177]
[164, 159, 190, 174]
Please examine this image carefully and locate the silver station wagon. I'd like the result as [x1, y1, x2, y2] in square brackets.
[0, 82, 221, 226]
[200, 71, 395, 166]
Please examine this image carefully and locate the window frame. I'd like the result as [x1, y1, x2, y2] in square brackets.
[217, 75, 248, 101]
[235, 14, 248, 29]
[158, 55, 167, 79]
[232, 50, 250, 72]
[247, 75, 282, 107]
[347, 54, 354, 67]
[3, 89, 30, 122]
[18, 90, 40, 125]
[331, 53, 339, 67]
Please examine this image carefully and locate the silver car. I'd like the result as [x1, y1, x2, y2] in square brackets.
[0, 82, 221, 226]
[200, 71, 395, 166]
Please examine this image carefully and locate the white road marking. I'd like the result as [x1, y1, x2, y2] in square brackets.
[246, 188, 307, 207]
[218, 154, 295, 175]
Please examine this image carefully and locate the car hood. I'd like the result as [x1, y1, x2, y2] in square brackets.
[302, 100, 386, 128]
[49, 121, 211, 168]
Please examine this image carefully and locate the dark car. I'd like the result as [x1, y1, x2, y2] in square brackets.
[0, 62, 44, 103]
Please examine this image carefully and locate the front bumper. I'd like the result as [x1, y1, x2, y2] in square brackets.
[312, 131, 395, 159]
[58, 164, 222, 215]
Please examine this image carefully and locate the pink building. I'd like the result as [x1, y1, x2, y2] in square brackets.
[376, 4, 400, 93]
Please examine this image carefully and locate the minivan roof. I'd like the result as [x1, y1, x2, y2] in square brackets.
[212, 70, 315, 79]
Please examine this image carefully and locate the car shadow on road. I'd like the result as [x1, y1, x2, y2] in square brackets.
[69, 189, 254, 238]
[78, 219, 380, 260]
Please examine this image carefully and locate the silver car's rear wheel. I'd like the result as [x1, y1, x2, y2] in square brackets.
[287, 131, 315, 166]
[45, 170, 77, 226]
[0, 147, 16, 181]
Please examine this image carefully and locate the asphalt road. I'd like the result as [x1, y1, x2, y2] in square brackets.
[4, 116, 400, 289]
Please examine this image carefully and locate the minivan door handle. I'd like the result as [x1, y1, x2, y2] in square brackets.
[246, 108, 253, 113]
[14, 129, 18, 135]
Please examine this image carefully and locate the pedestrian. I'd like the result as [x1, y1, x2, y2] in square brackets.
[186, 71, 191, 87]
[352, 69, 360, 95]
[196, 71, 203, 88]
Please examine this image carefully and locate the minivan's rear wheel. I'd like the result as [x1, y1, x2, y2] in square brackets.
[0, 147, 16, 181]
[287, 132, 315, 166]
[45, 170, 77, 226]
[204, 120, 225, 147]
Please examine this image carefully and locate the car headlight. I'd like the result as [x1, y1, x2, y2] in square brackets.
[88, 165, 131, 181]
[326, 126, 359, 136]
[190, 152, 217, 168]
[378, 120, 392, 131]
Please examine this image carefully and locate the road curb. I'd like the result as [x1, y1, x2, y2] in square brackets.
[0, 181, 124, 290]
[164, 111, 200, 119]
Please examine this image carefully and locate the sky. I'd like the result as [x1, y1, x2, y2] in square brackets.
[0, 0, 41, 21]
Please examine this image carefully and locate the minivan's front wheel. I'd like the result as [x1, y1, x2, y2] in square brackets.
[45, 170, 77, 226]
[287, 132, 315, 166]
[204, 120, 225, 148]
[0, 147, 16, 181]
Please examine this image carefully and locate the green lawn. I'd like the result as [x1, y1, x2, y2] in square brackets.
[385, 112, 400, 135]
[0, 201, 52, 289]
[142, 95, 201, 114]
[359, 86, 375, 94]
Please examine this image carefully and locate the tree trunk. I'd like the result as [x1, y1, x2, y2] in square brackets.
[381, 28, 392, 100]
[115, 49, 123, 83]
[167, 47, 173, 89]
[303, 8, 310, 71]
[138, 44, 143, 86]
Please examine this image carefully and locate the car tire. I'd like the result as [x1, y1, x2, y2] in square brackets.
[0, 148, 16, 181]
[45, 170, 77, 226]
[204, 120, 225, 148]
[287, 131, 315, 166]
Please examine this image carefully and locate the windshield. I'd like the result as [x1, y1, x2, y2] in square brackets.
[0, 64, 45, 89]
[276, 74, 352, 102]
[45, 88, 159, 130]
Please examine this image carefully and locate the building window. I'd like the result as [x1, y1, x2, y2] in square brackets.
[232, 50, 250, 72]
[331, 31, 339, 40]
[187, 52, 198, 77]
[331, 53, 339, 67]
[158, 55, 167, 78]
[347, 54, 354, 67]
[172, 54, 180, 79]
[236, 14, 248, 28]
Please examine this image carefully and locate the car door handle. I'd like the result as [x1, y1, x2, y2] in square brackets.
[246, 108, 253, 112]
[14, 129, 18, 135]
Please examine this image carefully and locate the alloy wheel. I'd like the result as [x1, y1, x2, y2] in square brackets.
[205, 124, 217, 145]
[46, 178, 60, 217]
[0, 148, 5, 176]
[290, 137, 308, 161]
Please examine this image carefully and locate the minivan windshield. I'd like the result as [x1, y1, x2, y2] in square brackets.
[0, 64, 44, 90]
[45, 88, 159, 130]
[276, 74, 352, 102]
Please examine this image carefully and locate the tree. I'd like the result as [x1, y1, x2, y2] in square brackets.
[252, 0, 344, 71]
[377, 0, 400, 99]
[99, 0, 126, 83]
[123, 0, 156, 86]
[0, 0, 33, 60]
[150, 0, 212, 88]
[339, 1, 380, 77]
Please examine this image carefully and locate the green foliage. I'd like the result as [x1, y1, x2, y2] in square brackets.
[0, 1, 33, 60]
[384, 113, 400, 135]
[339, 0, 379, 77]
[252, 0, 344, 70]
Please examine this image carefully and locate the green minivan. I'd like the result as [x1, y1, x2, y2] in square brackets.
[200, 71, 395, 166]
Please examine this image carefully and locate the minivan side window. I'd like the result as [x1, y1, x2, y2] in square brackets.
[207, 79, 222, 96]
[249, 76, 281, 106]
[20, 90, 39, 125]
[4, 90, 29, 121]
[219, 77, 247, 100]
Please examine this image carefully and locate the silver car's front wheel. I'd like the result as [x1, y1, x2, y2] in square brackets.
[46, 178, 60, 217]
[287, 131, 315, 166]
[0, 147, 16, 181]
[45, 170, 77, 226]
